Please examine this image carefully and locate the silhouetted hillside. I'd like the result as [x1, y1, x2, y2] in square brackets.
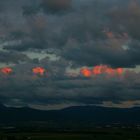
[1, 104, 140, 126]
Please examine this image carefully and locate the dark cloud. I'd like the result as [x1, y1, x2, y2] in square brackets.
[0, 70, 140, 109]
[108, 0, 140, 40]
[63, 38, 132, 68]
[0, 0, 140, 109]
[40, 0, 72, 14]
[0, 51, 30, 64]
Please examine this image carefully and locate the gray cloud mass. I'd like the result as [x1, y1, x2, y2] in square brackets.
[0, 0, 140, 109]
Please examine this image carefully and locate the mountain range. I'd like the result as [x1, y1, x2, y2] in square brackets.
[1, 104, 140, 127]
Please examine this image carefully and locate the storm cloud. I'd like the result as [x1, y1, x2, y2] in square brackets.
[0, 0, 140, 109]
[0, 69, 140, 109]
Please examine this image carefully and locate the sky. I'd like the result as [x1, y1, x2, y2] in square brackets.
[0, 0, 140, 110]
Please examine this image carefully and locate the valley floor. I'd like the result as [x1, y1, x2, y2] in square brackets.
[1, 129, 140, 140]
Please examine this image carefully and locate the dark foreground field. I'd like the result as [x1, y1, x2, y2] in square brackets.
[1, 129, 140, 140]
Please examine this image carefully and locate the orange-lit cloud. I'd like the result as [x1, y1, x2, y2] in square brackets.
[105, 67, 116, 76]
[116, 68, 124, 75]
[0, 65, 124, 78]
[0, 67, 13, 75]
[81, 65, 124, 77]
[32, 67, 45, 76]
[106, 31, 114, 38]
[103, 28, 115, 38]
[92, 65, 104, 75]
[80, 68, 92, 77]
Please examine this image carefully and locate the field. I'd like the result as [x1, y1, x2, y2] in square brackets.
[1, 129, 140, 140]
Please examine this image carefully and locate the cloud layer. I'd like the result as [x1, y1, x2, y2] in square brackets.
[0, 0, 140, 109]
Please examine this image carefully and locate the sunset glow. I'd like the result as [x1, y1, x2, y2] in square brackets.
[0, 67, 13, 75]
[81, 65, 124, 77]
[32, 67, 45, 76]
[80, 68, 92, 77]
[0, 65, 124, 78]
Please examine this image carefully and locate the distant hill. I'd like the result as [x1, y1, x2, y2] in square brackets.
[0, 104, 140, 127]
